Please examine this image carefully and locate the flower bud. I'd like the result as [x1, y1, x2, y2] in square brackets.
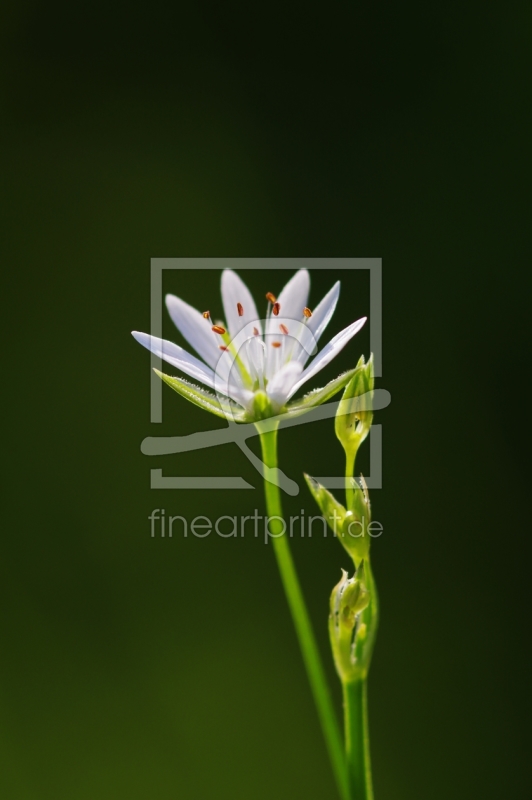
[329, 563, 373, 682]
[335, 354, 374, 461]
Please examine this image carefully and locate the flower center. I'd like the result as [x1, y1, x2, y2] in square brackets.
[203, 294, 314, 394]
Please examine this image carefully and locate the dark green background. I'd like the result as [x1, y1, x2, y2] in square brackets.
[2, 2, 531, 798]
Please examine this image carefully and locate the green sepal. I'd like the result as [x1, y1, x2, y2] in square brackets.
[303, 474, 347, 537]
[284, 368, 360, 419]
[154, 369, 246, 422]
[349, 474, 371, 519]
[339, 569, 370, 621]
[304, 473, 372, 564]
[341, 475, 371, 565]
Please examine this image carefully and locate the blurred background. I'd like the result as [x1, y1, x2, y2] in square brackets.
[1, 1, 531, 798]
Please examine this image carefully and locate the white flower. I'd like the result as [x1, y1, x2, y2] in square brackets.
[132, 269, 366, 422]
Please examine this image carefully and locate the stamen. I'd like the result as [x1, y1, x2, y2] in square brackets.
[303, 307, 312, 318]
[265, 292, 276, 304]
[219, 345, 229, 351]
[279, 323, 289, 334]
[272, 302, 281, 316]
[203, 311, 211, 319]
[212, 325, 226, 335]
[253, 327, 259, 336]
[237, 302, 244, 317]
[247, 337, 266, 392]
[272, 341, 282, 348]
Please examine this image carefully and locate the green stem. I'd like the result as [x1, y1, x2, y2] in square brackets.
[345, 449, 356, 509]
[259, 425, 349, 800]
[343, 678, 374, 800]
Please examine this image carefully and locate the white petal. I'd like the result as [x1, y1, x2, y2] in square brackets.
[266, 269, 310, 336]
[165, 294, 226, 373]
[132, 331, 249, 406]
[213, 348, 255, 406]
[266, 361, 304, 409]
[305, 280, 340, 349]
[132, 331, 216, 385]
[214, 371, 254, 408]
[291, 281, 341, 365]
[245, 334, 267, 387]
[221, 269, 262, 340]
[263, 316, 317, 381]
[286, 317, 367, 400]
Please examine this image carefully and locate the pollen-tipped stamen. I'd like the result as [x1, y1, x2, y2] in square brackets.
[284, 306, 314, 363]
[265, 292, 276, 330]
[216, 326, 257, 391]
[205, 314, 234, 363]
